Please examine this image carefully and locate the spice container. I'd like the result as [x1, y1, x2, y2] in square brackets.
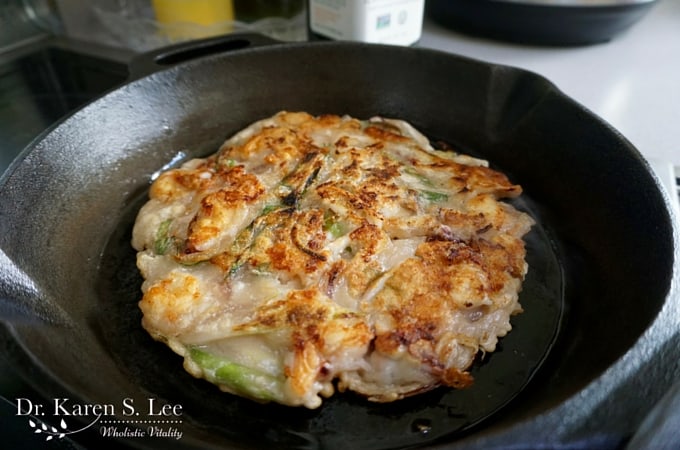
[308, 0, 424, 46]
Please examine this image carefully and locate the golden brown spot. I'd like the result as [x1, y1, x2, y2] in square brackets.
[184, 167, 265, 253]
[364, 125, 410, 143]
[441, 368, 474, 389]
[139, 272, 202, 331]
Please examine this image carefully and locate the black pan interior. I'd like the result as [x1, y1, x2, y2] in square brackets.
[0, 39, 674, 449]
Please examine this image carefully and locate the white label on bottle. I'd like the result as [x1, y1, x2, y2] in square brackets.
[309, 0, 425, 46]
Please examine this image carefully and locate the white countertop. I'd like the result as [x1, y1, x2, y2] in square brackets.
[417, 0, 680, 168]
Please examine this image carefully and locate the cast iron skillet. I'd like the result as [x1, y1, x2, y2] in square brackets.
[0, 34, 677, 449]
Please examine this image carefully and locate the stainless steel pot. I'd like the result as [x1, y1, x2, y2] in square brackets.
[492, 0, 655, 5]
[426, 0, 658, 45]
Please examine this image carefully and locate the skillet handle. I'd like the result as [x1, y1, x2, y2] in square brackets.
[127, 32, 284, 80]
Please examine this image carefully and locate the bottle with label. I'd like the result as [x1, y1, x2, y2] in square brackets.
[308, 0, 425, 46]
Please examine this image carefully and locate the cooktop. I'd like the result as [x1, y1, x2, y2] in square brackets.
[0, 42, 128, 173]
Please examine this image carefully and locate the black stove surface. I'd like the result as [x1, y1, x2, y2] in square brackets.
[0, 43, 128, 173]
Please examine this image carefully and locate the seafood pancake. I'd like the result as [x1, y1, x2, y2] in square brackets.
[131, 111, 534, 409]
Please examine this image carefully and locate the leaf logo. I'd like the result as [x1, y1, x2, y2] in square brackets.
[27, 415, 101, 441]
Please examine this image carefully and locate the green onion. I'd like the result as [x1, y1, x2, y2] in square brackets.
[420, 190, 449, 202]
[153, 219, 173, 255]
[189, 347, 285, 402]
[326, 221, 348, 238]
[261, 204, 283, 215]
[323, 210, 348, 238]
[229, 260, 245, 276]
[404, 167, 435, 187]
